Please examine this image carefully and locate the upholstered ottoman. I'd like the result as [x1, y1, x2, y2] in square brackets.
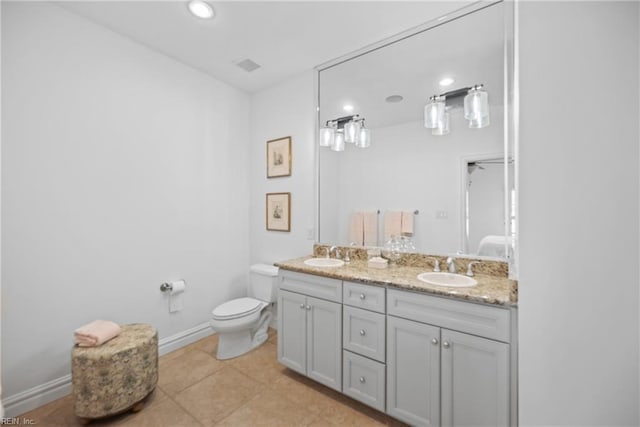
[72, 323, 158, 424]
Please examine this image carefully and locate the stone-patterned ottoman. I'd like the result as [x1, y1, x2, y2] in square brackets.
[72, 323, 158, 424]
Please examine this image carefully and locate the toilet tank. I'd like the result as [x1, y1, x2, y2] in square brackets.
[249, 264, 279, 303]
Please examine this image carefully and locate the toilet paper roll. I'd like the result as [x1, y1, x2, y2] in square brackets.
[169, 280, 185, 313]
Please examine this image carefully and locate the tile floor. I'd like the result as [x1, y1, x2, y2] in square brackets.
[19, 329, 407, 426]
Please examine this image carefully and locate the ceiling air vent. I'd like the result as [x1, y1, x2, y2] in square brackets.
[234, 58, 261, 73]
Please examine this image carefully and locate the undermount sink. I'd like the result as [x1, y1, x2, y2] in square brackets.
[304, 258, 345, 268]
[417, 272, 478, 288]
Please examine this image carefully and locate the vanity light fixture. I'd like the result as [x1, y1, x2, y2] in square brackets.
[188, 0, 215, 19]
[319, 115, 371, 151]
[424, 84, 490, 135]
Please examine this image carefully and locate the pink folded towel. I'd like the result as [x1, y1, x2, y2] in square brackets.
[401, 211, 414, 235]
[349, 212, 364, 245]
[74, 320, 121, 347]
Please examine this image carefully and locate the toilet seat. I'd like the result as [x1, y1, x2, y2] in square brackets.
[212, 297, 264, 321]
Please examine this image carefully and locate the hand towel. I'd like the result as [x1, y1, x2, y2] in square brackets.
[384, 211, 402, 241]
[363, 211, 378, 247]
[401, 211, 414, 236]
[349, 212, 364, 245]
[74, 320, 121, 347]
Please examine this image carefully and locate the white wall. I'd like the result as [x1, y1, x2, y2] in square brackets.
[1, 1, 250, 408]
[249, 71, 316, 264]
[518, 2, 639, 425]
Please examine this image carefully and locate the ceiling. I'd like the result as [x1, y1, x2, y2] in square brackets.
[56, 1, 475, 93]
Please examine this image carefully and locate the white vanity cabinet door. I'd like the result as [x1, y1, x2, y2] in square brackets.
[387, 316, 441, 427]
[277, 290, 307, 375]
[441, 329, 510, 427]
[306, 296, 342, 391]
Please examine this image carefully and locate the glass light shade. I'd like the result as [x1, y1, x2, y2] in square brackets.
[432, 111, 450, 135]
[344, 120, 361, 143]
[355, 127, 371, 148]
[319, 127, 335, 147]
[424, 97, 445, 129]
[331, 131, 345, 152]
[464, 87, 490, 121]
[469, 113, 490, 129]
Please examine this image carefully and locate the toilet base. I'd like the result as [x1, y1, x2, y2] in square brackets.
[216, 330, 253, 360]
[214, 308, 273, 360]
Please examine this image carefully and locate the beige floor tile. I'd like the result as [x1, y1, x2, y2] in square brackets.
[267, 327, 277, 344]
[111, 398, 202, 427]
[269, 372, 344, 416]
[158, 349, 224, 396]
[226, 342, 288, 385]
[216, 389, 317, 427]
[192, 334, 219, 355]
[174, 367, 264, 426]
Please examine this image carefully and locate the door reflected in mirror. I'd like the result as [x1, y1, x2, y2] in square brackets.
[317, 1, 513, 259]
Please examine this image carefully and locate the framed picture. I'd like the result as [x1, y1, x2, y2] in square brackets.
[266, 136, 292, 178]
[266, 192, 291, 232]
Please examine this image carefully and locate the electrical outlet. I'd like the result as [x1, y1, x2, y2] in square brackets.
[436, 210, 449, 219]
[306, 228, 315, 240]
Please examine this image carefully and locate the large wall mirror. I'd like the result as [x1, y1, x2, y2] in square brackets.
[317, 1, 514, 260]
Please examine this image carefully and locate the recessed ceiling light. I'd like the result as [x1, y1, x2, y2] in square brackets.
[385, 95, 404, 103]
[188, 0, 215, 19]
[343, 104, 354, 113]
[439, 77, 455, 87]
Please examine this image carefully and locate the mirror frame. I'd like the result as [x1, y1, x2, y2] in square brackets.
[313, 0, 517, 276]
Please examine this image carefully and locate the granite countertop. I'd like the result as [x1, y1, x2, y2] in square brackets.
[275, 255, 517, 307]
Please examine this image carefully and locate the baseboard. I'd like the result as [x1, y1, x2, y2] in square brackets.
[3, 322, 214, 418]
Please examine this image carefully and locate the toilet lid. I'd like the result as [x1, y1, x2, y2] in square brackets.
[212, 297, 263, 320]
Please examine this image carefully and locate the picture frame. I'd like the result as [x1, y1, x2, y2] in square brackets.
[266, 192, 291, 232]
[266, 136, 292, 178]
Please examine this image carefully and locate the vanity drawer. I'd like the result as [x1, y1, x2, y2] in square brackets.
[279, 270, 342, 303]
[343, 281, 385, 313]
[387, 289, 511, 342]
[343, 350, 386, 412]
[343, 306, 386, 362]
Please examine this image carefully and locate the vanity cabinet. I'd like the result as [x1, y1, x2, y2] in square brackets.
[387, 288, 512, 427]
[277, 270, 516, 426]
[277, 271, 342, 392]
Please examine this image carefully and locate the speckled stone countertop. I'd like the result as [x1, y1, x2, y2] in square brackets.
[275, 252, 517, 307]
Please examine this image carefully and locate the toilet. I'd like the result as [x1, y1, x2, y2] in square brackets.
[209, 264, 279, 360]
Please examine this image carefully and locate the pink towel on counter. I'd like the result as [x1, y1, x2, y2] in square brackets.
[384, 211, 402, 241]
[401, 211, 414, 236]
[349, 212, 364, 245]
[363, 211, 378, 246]
[74, 320, 121, 347]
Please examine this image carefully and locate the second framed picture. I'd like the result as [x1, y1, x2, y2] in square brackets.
[266, 136, 292, 178]
[266, 192, 291, 232]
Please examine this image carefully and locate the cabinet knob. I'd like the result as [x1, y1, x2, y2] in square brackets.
[305, 305, 311, 310]
[443, 341, 450, 348]
[431, 338, 439, 346]
[359, 329, 366, 336]
[299, 303, 305, 309]
[359, 293, 366, 300]
[359, 376, 366, 383]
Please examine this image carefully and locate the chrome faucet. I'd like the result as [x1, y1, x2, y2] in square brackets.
[466, 261, 481, 277]
[446, 256, 456, 273]
[426, 257, 441, 272]
[328, 246, 341, 259]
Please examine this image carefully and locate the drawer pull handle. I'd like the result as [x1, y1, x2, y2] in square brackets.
[359, 376, 366, 383]
[359, 294, 366, 300]
[443, 341, 450, 349]
[299, 303, 305, 309]
[305, 305, 311, 310]
[359, 329, 366, 336]
[431, 338, 439, 346]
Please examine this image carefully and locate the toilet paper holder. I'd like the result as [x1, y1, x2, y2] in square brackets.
[160, 280, 185, 292]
